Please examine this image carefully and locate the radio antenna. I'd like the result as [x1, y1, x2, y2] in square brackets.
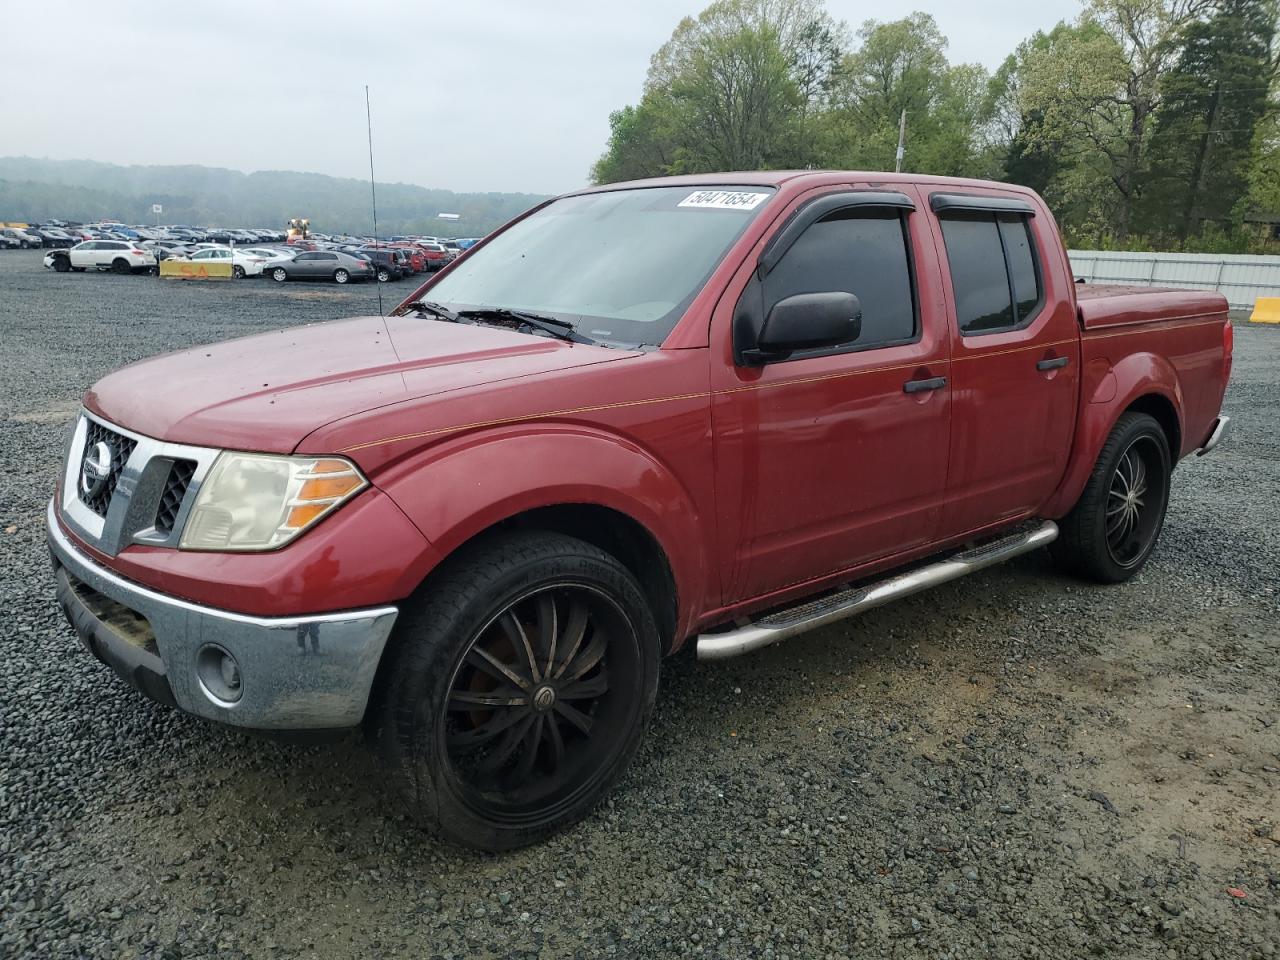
[365, 84, 383, 318]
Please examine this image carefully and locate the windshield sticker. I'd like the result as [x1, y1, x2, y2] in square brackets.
[677, 190, 770, 211]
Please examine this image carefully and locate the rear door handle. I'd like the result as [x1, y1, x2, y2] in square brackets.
[1037, 356, 1069, 371]
[903, 376, 947, 393]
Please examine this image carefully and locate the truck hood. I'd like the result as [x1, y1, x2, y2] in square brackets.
[85, 315, 634, 453]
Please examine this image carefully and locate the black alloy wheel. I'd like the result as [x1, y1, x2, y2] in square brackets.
[1052, 411, 1171, 583]
[1104, 434, 1167, 569]
[443, 583, 632, 817]
[376, 531, 660, 850]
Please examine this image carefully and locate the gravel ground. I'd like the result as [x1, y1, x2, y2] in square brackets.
[1, 248, 1277, 959]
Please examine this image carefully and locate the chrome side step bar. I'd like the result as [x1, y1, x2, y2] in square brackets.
[696, 520, 1059, 661]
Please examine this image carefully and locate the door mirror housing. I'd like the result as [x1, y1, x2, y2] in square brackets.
[743, 292, 862, 364]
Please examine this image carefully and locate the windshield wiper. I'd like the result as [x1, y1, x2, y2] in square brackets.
[458, 308, 591, 344]
[404, 299, 468, 324]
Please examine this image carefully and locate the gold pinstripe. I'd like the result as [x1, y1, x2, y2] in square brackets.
[342, 326, 1151, 452]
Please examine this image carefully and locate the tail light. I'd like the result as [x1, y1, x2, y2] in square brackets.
[1223, 319, 1233, 383]
[131, 248, 146, 255]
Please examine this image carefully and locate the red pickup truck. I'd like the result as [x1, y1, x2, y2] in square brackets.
[49, 171, 1231, 849]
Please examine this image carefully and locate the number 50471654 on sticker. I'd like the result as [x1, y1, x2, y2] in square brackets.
[677, 190, 770, 210]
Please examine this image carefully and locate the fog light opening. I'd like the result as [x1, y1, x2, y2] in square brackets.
[196, 644, 243, 705]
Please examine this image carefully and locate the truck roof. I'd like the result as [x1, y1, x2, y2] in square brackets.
[574, 170, 1042, 198]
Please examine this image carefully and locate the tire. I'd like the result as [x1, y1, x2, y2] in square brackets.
[1051, 411, 1171, 583]
[52, 257, 70, 273]
[111, 258, 131, 275]
[333, 268, 350, 284]
[377, 268, 390, 282]
[232, 265, 246, 279]
[19, 240, 29, 249]
[375, 531, 660, 850]
[271, 267, 288, 283]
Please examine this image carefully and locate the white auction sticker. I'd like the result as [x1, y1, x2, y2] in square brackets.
[677, 190, 770, 211]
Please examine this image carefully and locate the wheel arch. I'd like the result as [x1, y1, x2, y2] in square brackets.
[1043, 352, 1185, 518]
[368, 425, 708, 653]
[410, 502, 678, 656]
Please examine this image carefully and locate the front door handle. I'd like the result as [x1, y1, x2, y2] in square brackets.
[1037, 356, 1069, 371]
[903, 376, 947, 394]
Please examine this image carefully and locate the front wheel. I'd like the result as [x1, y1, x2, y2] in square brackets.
[375, 531, 660, 850]
[1051, 411, 1171, 583]
[271, 267, 288, 283]
[52, 257, 70, 273]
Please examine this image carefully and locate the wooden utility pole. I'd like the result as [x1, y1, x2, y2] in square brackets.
[895, 110, 907, 173]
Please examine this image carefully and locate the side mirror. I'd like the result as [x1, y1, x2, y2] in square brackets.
[746, 292, 862, 362]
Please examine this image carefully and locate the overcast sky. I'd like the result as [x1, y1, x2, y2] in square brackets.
[5, 0, 1081, 196]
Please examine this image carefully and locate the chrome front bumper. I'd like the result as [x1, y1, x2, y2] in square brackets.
[47, 500, 398, 730]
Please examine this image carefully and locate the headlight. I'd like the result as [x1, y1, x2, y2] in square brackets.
[179, 453, 367, 551]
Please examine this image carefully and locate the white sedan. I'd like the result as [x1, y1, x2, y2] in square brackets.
[185, 246, 269, 278]
[244, 247, 295, 265]
[45, 240, 157, 274]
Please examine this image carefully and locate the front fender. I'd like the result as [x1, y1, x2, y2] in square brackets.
[371, 423, 709, 637]
[1042, 351, 1184, 518]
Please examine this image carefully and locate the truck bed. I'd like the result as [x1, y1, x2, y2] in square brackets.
[1074, 283, 1228, 330]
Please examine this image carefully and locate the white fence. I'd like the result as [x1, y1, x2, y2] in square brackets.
[1067, 249, 1280, 310]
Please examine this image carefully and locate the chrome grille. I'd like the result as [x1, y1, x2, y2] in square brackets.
[59, 412, 219, 557]
[78, 420, 137, 517]
[154, 459, 197, 534]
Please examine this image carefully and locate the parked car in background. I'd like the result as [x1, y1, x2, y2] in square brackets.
[405, 242, 449, 270]
[267, 250, 374, 284]
[46, 239, 156, 273]
[182, 246, 269, 278]
[356, 248, 407, 282]
[31, 227, 74, 248]
[382, 243, 425, 273]
[244, 247, 293, 266]
[1, 227, 43, 248]
[142, 240, 197, 260]
[0, 234, 19, 250]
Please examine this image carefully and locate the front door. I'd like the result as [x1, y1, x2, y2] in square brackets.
[711, 185, 953, 604]
[926, 190, 1081, 538]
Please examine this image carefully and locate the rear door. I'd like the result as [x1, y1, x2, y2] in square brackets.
[926, 191, 1080, 538]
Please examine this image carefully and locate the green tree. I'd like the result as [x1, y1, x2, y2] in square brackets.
[1018, 0, 1210, 240]
[818, 14, 990, 176]
[1142, 0, 1278, 239]
[592, 0, 844, 181]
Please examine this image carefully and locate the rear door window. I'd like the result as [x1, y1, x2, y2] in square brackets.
[939, 213, 1042, 335]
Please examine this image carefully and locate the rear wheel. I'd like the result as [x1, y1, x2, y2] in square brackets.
[271, 267, 288, 283]
[232, 265, 246, 279]
[376, 531, 660, 850]
[111, 258, 131, 275]
[1052, 411, 1171, 583]
[333, 268, 350, 284]
[377, 268, 391, 282]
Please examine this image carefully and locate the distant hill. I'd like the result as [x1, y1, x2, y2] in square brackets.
[0, 157, 546, 237]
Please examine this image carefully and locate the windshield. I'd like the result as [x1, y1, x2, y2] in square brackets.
[423, 185, 775, 346]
